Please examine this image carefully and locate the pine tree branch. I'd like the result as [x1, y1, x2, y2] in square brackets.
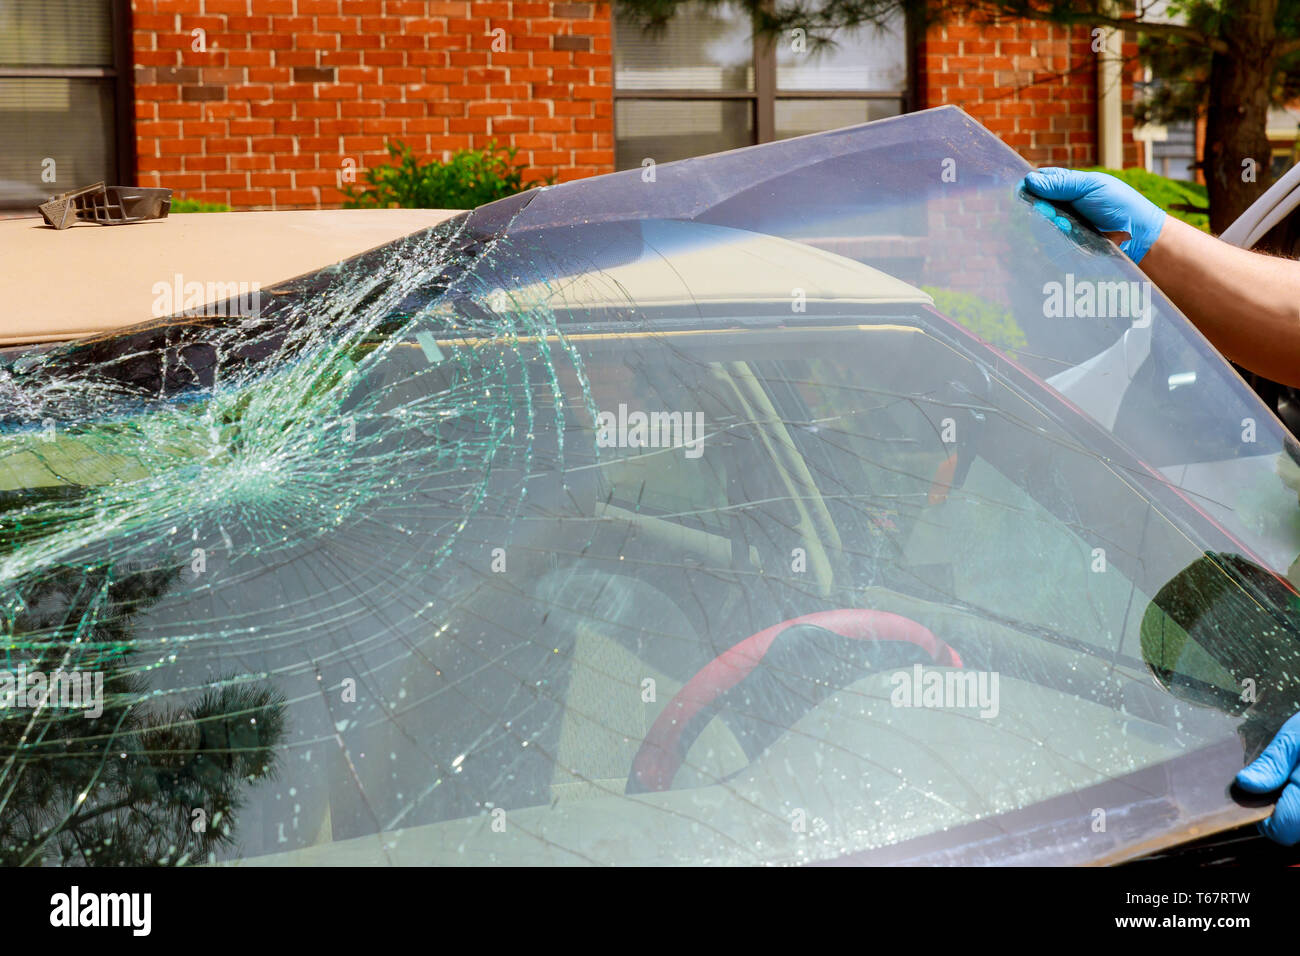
[973, 2, 1225, 51]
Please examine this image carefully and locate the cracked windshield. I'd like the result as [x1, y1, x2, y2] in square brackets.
[5, 106, 1300, 866]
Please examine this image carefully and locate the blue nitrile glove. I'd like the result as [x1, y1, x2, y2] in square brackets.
[1236, 711, 1300, 845]
[1021, 168, 1168, 263]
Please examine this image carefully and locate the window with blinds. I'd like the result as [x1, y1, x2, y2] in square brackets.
[613, 1, 910, 170]
[0, 0, 129, 210]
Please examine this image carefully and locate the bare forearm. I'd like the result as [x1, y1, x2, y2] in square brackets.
[1141, 217, 1300, 387]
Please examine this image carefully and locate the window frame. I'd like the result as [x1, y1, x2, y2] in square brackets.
[0, 0, 136, 208]
[612, 4, 917, 158]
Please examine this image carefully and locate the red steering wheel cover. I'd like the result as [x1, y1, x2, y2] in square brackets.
[629, 608, 961, 793]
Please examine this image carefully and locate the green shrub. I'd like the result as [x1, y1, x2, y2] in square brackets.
[171, 198, 232, 213]
[340, 140, 551, 210]
[921, 286, 1027, 356]
[1081, 166, 1210, 232]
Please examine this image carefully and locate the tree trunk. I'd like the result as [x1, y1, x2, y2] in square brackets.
[1204, 0, 1278, 234]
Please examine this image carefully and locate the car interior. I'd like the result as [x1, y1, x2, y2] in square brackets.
[200, 311, 1287, 864]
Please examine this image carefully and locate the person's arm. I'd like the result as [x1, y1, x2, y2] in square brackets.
[1023, 168, 1300, 388]
[1144, 218, 1300, 387]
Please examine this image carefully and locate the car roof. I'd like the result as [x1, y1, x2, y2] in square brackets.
[0, 208, 457, 346]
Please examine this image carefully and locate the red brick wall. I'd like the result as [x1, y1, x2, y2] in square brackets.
[131, 3, 1139, 211]
[918, 17, 1141, 169]
[131, 0, 615, 210]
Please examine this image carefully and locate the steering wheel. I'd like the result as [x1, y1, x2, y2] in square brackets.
[627, 608, 961, 793]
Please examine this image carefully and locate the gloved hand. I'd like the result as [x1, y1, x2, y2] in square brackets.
[1021, 168, 1168, 263]
[1236, 711, 1300, 845]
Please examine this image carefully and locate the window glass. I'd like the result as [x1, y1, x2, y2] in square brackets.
[0, 0, 114, 67]
[613, 0, 909, 167]
[774, 14, 908, 91]
[613, 1, 753, 91]
[774, 98, 901, 140]
[0, 78, 117, 206]
[6, 107, 1300, 866]
[615, 99, 753, 167]
[0, 0, 119, 209]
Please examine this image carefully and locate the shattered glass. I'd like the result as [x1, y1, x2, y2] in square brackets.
[4, 105, 1300, 866]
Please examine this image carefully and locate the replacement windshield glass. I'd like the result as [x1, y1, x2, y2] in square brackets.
[3, 106, 1299, 866]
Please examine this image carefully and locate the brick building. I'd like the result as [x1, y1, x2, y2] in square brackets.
[920, 20, 1139, 169]
[0, 1, 1142, 212]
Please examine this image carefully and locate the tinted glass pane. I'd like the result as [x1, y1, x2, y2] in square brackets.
[0, 77, 116, 207]
[4, 107, 1299, 866]
[0, 0, 114, 68]
[613, 0, 753, 91]
[774, 97, 902, 140]
[774, 14, 907, 91]
[615, 98, 753, 168]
